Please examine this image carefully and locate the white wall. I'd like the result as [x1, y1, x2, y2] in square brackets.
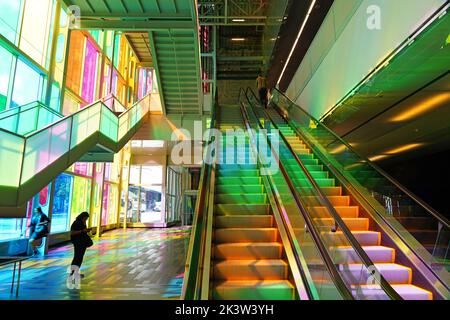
[286, 0, 447, 119]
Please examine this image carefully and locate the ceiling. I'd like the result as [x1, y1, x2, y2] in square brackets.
[267, 0, 334, 89]
[124, 32, 153, 67]
[321, 9, 450, 164]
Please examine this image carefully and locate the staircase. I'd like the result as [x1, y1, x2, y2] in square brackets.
[211, 106, 295, 300]
[266, 108, 433, 300]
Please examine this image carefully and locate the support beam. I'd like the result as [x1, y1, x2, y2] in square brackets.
[79, 19, 195, 30]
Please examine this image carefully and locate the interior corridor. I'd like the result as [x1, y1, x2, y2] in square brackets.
[0, 227, 190, 300]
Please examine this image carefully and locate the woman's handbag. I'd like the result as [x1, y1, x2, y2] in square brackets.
[82, 233, 94, 248]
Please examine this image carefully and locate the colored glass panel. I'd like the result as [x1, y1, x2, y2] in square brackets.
[52, 174, 73, 233]
[81, 39, 98, 103]
[11, 59, 45, 108]
[0, 218, 25, 241]
[66, 31, 85, 95]
[19, 0, 54, 67]
[70, 176, 91, 225]
[101, 183, 109, 225]
[0, 45, 13, 111]
[0, 0, 22, 44]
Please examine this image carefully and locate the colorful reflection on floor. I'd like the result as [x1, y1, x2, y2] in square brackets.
[0, 227, 191, 300]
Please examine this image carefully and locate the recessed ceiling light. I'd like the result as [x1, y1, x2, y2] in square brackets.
[232, 19, 245, 22]
[277, 0, 317, 86]
[231, 38, 245, 41]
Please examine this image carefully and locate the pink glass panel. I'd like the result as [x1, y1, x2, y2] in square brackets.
[81, 39, 98, 103]
[112, 70, 118, 96]
[101, 184, 109, 225]
[39, 185, 48, 206]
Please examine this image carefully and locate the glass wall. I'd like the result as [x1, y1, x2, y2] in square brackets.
[0, 0, 23, 44]
[0, 2, 141, 247]
[52, 174, 73, 233]
[127, 165, 164, 224]
[0, 45, 13, 111]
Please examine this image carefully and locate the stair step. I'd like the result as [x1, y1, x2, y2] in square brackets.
[304, 196, 350, 206]
[287, 170, 328, 179]
[213, 260, 288, 280]
[215, 204, 270, 215]
[284, 158, 318, 165]
[216, 177, 261, 185]
[303, 165, 323, 172]
[215, 215, 273, 228]
[333, 246, 395, 263]
[214, 228, 278, 243]
[214, 243, 282, 259]
[341, 263, 412, 285]
[215, 193, 267, 204]
[216, 185, 264, 194]
[309, 206, 359, 218]
[316, 217, 369, 231]
[217, 164, 258, 170]
[293, 178, 335, 187]
[212, 280, 294, 300]
[323, 231, 381, 246]
[352, 284, 432, 300]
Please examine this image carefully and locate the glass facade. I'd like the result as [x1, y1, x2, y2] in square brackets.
[0, 0, 168, 269]
[0, 2, 157, 249]
[127, 165, 164, 224]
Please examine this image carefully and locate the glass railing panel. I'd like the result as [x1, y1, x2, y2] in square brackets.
[0, 131, 25, 188]
[118, 113, 129, 141]
[0, 102, 63, 135]
[242, 101, 343, 299]
[70, 103, 101, 148]
[21, 118, 72, 183]
[272, 89, 450, 281]
[0, 103, 38, 135]
[37, 106, 63, 132]
[100, 104, 119, 142]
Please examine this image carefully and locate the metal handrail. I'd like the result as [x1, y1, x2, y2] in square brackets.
[245, 87, 403, 300]
[239, 88, 353, 300]
[270, 87, 450, 229]
[238, 88, 315, 300]
[181, 88, 218, 300]
[266, 89, 450, 294]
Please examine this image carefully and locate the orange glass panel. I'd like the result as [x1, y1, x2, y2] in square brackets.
[66, 31, 85, 95]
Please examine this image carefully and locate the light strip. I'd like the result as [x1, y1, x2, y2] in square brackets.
[277, 0, 317, 86]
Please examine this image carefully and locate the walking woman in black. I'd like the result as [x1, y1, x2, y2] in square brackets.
[67, 212, 93, 289]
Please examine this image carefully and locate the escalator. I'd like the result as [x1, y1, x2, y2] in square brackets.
[0, 94, 151, 210]
[211, 105, 295, 299]
[244, 87, 450, 300]
[182, 90, 425, 300]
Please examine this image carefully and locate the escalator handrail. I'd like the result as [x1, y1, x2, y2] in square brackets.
[269, 87, 450, 229]
[181, 88, 218, 300]
[239, 88, 354, 300]
[265, 90, 450, 293]
[238, 88, 317, 300]
[245, 88, 403, 300]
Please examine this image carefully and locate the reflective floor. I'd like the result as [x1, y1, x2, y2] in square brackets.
[0, 227, 190, 300]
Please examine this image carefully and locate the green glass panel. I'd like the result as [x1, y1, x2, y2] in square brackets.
[0, 0, 22, 44]
[0, 130, 24, 187]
